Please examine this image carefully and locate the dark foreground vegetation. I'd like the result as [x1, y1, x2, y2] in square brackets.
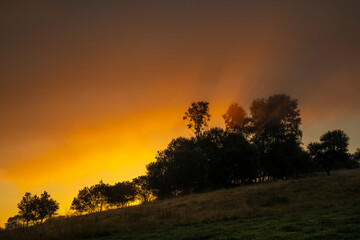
[1, 169, 360, 240]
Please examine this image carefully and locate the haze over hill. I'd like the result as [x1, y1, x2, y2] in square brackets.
[0, 0, 360, 225]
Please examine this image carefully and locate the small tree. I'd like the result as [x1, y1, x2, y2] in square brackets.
[352, 148, 360, 168]
[183, 101, 211, 138]
[308, 129, 350, 175]
[5, 215, 24, 229]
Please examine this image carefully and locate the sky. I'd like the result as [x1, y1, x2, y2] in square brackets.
[0, 0, 360, 225]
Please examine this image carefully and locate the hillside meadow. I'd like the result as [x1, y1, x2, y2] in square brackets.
[100, 203, 360, 240]
[1, 169, 360, 240]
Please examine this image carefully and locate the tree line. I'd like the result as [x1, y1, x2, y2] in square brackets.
[4, 94, 360, 229]
[144, 94, 359, 198]
[69, 179, 154, 214]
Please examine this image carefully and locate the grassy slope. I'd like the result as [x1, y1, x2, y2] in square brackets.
[1, 169, 360, 240]
[101, 203, 360, 240]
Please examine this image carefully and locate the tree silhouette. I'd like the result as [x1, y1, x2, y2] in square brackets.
[247, 94, 303, 179]
[71, 187, 99, 214]
[264, 139, 310, 179]
[221, 132, 259, 184]
[352, 148, 360, 168]
[183, 101, 211, 138]
[308, 129, 350, 175]
[35, 191, 59, 223]
[5, 215, 24, 229]
[146, 156, 171, 199]
[223, 103, 247, 133]
[70, 181, 108, 214]
[5, 93, 360, 231]
[197, 128, 228, 189]
[17, 192, 36, 226]
[15, 191, 59, 227]
[70, 181, 138, 214]
[146, 137, 208, 197]
[92, 181, 108, 212]
[104, 181, 137, 208]
[247, 94, 302, 148]
[132, 176, 156, 203]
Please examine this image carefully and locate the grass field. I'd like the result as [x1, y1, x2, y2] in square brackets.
[100, 203, 360, 240]
[1, 169, 360, 240]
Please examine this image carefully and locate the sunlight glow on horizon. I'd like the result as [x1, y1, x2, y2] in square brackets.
[0, 105, 228, 226]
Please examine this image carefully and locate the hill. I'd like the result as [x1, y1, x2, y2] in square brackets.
[1, 169, 360, 240]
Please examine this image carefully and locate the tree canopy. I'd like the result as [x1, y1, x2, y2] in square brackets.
[245, 94, 305, 179]
[247, 94, 302, 148]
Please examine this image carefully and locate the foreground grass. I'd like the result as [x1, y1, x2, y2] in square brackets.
[100, 203, 360, 240]
[1, 169, 360, 240]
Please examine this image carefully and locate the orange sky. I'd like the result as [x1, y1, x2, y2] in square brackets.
[0, 0, 360, 226]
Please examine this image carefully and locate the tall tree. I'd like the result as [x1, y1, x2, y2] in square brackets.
[247, 94, 302, 148]
[92, 181, 108, 212]
[247, 94, 303, 179]
[223, 103, 247, 133]
[197, 128, 228, 189]
[17, 192, 36, 226]
[35, 191, 59, 223]
[183, 101, 211, 138]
